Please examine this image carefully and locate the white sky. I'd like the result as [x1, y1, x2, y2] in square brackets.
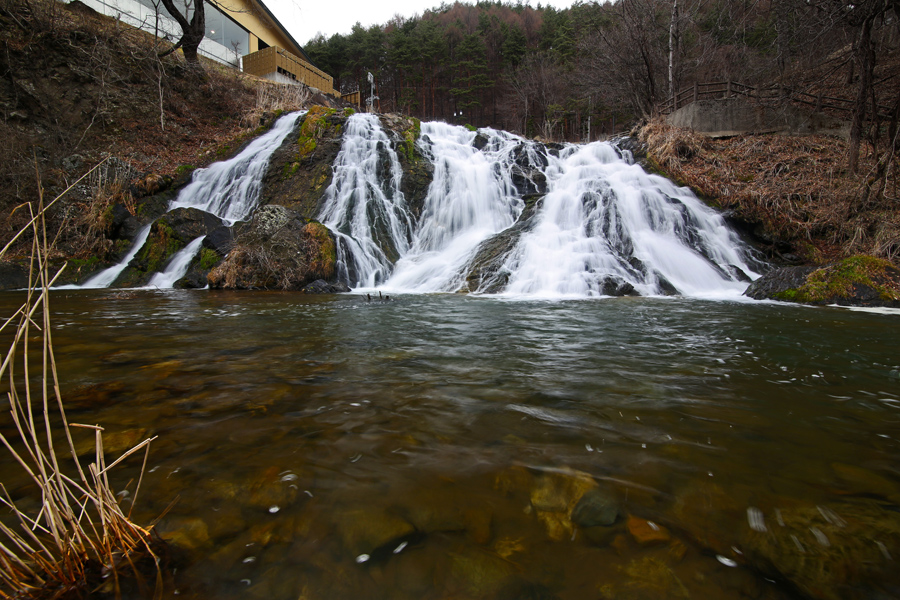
[265, 0, 579, 46]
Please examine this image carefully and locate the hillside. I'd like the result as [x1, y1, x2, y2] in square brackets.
[638, 119, 899, 266]
[0, 0, 338, 268]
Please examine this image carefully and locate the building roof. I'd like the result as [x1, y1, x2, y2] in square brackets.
[247, 0, 314, 65]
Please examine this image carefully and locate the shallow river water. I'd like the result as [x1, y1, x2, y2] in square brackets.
[2, 290, 899, 600]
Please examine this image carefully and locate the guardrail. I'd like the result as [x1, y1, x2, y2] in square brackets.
[659, 81, 892, 121]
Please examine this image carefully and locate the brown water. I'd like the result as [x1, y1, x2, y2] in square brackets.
[2, 290, 900, 599]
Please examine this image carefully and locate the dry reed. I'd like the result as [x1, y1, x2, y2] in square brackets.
[0, 162, 159, 598]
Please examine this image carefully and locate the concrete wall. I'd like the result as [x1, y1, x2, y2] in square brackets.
[667, 98, 850, 139]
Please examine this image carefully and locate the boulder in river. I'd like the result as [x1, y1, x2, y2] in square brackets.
[118, 207, 224, 286]
[744, 256, 900, 307]
[207, 205, 337, 290]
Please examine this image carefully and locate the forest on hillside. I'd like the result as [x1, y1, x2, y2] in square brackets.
[305, 0, 900, 143]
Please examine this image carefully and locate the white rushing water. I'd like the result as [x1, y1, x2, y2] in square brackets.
[146, 236, 206, 289]
[379, 123, 531, 292]
[499, 142, 759, 299]
[321, 118, 759, 298]
[169, 111, 306, 223]
[80, 111, 305, 289]
[317, 113, 414, 287]
[80, 224, 152, 289]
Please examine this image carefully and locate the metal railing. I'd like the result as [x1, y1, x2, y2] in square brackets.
[659, 81, 892, 122]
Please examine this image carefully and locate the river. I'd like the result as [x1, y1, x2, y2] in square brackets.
[2, 289, 897, 599]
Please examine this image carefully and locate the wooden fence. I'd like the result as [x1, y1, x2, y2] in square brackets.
[243, 46, 338, 96]
[659, 81, 892, 122]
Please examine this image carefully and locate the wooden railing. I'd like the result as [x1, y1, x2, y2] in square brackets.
[659, 81, 892, 121]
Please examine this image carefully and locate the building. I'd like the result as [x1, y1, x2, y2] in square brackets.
[69, 0, 342, 96]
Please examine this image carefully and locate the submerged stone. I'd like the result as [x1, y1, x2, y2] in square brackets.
[335, 507, 415, 557]
[530, 468, 598, 541]
[626, 516, 671, 545]
[572, 488, 620, 528]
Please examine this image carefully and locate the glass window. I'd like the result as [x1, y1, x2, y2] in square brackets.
[133, 0, 249, 57]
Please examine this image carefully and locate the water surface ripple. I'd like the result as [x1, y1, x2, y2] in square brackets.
[2, 291, 899, 599]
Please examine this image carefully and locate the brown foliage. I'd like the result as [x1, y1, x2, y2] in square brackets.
[640, 118, 900, 263]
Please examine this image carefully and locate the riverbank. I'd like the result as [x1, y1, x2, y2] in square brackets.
[0, 0, 343, 263]
[637, 118, 899, 266]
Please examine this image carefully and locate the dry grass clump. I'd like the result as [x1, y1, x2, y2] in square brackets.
[0, 170, 160, 598]
[207, 208, 336, 290]
[639, 118, 900, 264]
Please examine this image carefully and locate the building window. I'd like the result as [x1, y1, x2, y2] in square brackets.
[134, 0, 249, 57]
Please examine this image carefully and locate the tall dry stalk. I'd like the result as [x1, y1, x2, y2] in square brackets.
[0, 163, 159, 598]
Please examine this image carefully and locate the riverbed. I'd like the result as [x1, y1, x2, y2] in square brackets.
[2, 290, 899, 599]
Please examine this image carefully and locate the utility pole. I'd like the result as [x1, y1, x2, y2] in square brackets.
[366, 72, 379, 114]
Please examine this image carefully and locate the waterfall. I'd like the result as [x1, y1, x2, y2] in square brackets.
[379, 124, 530, 292]
[80, 111, 305, 289]
[80, 224, 151, 289]
[317, 113, 414, 288]
[320, 119, 759, 298]
[499, 142, 759, 298]
[146, 236, 206, 289]
[169, 111, 306, 224]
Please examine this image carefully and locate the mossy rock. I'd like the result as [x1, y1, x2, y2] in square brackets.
[745, 256, 900, 307]
[118, 207, 224, 287]
[207, 206, 338, 290]
[261, 106, 347, 219]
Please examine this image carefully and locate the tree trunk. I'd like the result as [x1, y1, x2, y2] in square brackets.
[850, 14, 875, 174]
[159, 0, 205, 68]
[668, 0, 678, 99]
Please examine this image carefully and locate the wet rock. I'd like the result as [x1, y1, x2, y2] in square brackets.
[744, 256, 900, 307]
[599, 276, 639, 297]
[611, 135, 647, 162]
[582, 525, 620, 547]
[204, 225, 235, 256]
[0, 260, 30, 291]
[301, 279, 350, 294]
[261, 106, 346, 218]
[626, 515, 671, 545]
[743, 265, 818, 300]
[572, 488, 620, 528]
[335, 507, 415, 557]
[159, 516, 210, 551]
[117, 207, 224, 286]
[472, 132, 491, 150]
[449, 544, 517, 597]
[741, 502, 900, 600]
[530, 468, 598, 541]
[464, 197, 544, 293]
[208, 206, 337, 291]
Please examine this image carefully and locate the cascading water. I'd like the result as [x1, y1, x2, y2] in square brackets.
[498, 142, 759, 298]
[322, 119, 759, 297]
[146, 236, 206, 289]
[169, 111, 306, 224]
[317, 113, 414, 287]
[80, 111, 305, 289]
[379, 123, 533, 292]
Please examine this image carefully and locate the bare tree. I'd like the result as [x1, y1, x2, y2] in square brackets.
[158, 0, 205, 67]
